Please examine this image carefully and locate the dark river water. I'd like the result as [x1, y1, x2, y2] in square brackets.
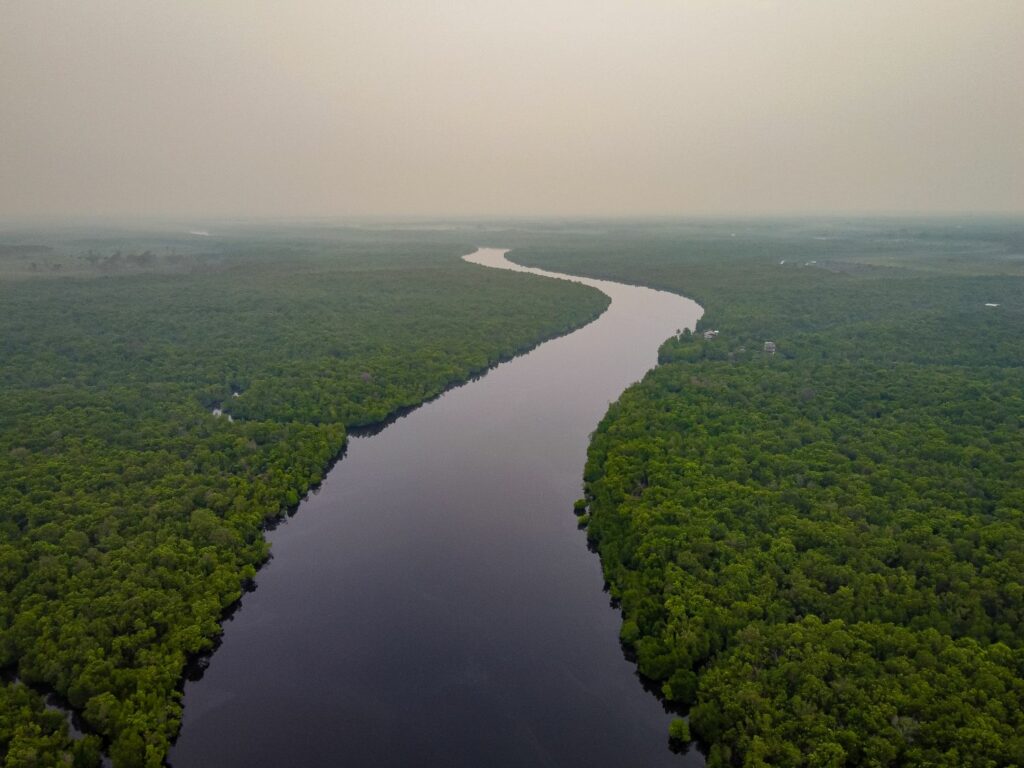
[169, 249, 704, 767]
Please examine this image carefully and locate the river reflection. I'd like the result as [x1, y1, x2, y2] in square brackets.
[170, 248, 704, 767]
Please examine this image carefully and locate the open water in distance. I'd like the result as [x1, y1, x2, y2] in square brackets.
[169, 248, 704, 767]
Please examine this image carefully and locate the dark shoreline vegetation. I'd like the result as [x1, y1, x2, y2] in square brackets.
[516, 218, 1024, 767]
[0, 228, 609, 767]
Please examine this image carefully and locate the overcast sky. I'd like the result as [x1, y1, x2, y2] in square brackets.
[2, 1, 1022, 218]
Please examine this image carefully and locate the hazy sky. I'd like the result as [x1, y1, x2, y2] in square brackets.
[2, 1, 1022, 218]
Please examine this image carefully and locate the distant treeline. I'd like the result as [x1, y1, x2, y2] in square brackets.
[517, 219, 1024, 767]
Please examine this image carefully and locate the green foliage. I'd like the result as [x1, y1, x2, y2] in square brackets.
[0, 228, 609, 766]
[691, 618, 1024, 768]
[668, 717, 690, 744]
[518, 218, 1024, 766]
[0, 680, 103, 767]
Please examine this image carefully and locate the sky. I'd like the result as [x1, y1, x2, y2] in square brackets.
[1, 1, 1022, 219]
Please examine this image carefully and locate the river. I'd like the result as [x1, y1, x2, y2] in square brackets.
[168, 248, 704, 767]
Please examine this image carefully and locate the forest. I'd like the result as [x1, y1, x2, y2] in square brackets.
[0, 225, 609, 767]
[517, 218, 1024, 767]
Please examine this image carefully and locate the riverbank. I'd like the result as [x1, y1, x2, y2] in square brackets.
[512, 222, 1024, 766]
[0, 235, 609, 767]
[169, 248, 704, 767]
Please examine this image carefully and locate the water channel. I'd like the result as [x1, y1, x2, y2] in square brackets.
[169, 248, 704, 767]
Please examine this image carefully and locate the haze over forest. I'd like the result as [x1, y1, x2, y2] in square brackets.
[2, 0, 1022, 220]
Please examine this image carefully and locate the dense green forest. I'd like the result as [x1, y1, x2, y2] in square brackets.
[0, 226, 609, 767]
[517, 219, 1024, 767]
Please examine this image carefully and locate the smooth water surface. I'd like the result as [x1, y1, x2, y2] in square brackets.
[169, 248, 704, 767]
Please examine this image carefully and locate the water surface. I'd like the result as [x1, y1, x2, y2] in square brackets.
[170, 248, 704, 767]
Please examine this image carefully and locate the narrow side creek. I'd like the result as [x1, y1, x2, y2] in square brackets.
[169, 248, 704, 767]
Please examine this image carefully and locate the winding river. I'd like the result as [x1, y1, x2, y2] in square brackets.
[169, 248, 704, 767]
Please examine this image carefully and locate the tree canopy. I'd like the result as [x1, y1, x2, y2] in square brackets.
[517, 218, 1024, 767]
[0, 228, 608, 767]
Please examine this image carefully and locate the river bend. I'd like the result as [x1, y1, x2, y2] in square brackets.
[169, 248, 704, 767]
